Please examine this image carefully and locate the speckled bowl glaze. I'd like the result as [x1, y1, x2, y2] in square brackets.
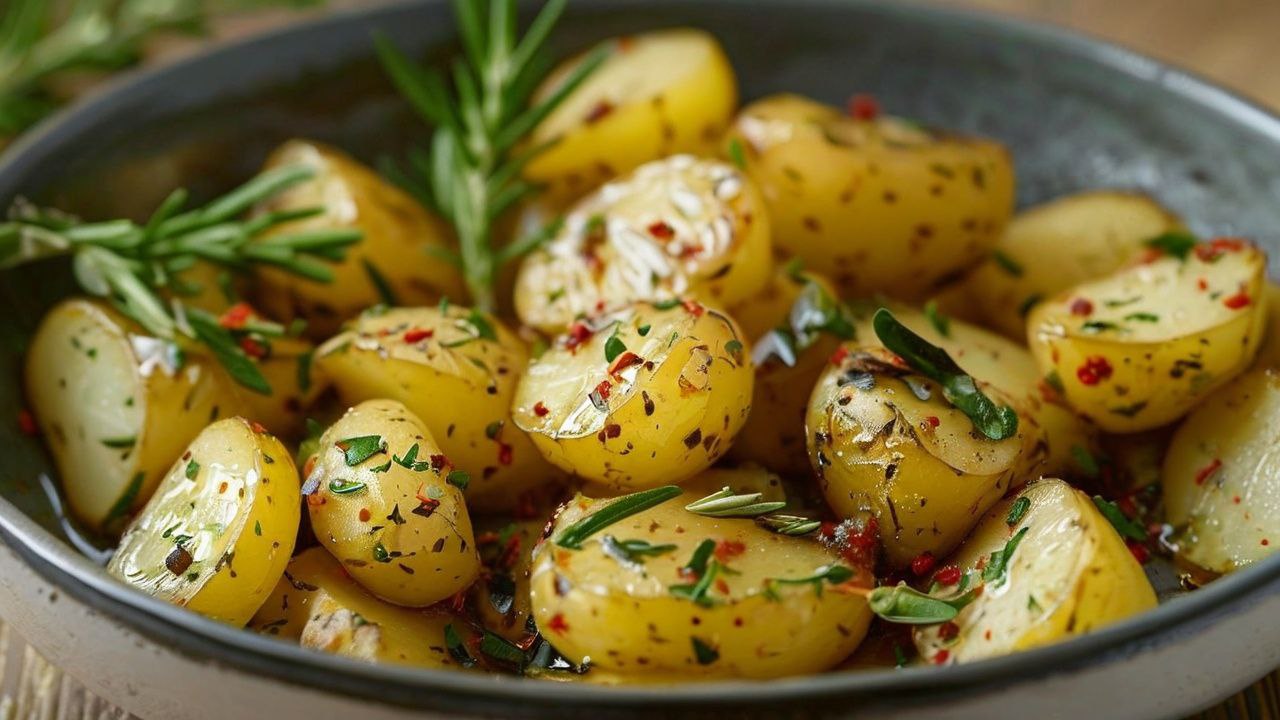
[0, 1, 1277, 718]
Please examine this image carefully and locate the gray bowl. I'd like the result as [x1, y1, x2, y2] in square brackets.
[0, 1, 1278, 718]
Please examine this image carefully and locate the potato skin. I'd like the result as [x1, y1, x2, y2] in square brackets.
[514, 155, 771, 335]
[316, 306, 558, 511]
[529, 488, 870, 678]
[523, 29, 738, 204]
[914, 479, 1156, 664]
[724, 94, 1014, 300]
[107, 418, 300, 626]
[513, 300, 753, 491]
[252, 140, 464, 338]
[1163, 369, 1280, 574]
[306, 399, 479, 607]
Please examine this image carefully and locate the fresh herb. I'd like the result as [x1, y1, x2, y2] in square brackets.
[1005, 496, 1030, 526]
[372, 542, 392, 563]
[724, 338, 744, 362]
[680, 539, 716, 578]
[727, 137, 747, 170]
[1018, 294, 1043, 317]
[1071, 444, 1100, 478]
[756, 514, 822, 536]
[923, 299, 951, 338]
[394, 443, 432, 472]
[336, 435, 386, 466]
[981, 527, 1028, 586]
[765, 564, 854, 598]
[872, 308, 1018, 440]
[1092, 496, 1147, 541]
[328, 478, 366, 495]
[362, 258, 399, 306]
[599, 535, 677, 565]
[296, 350, 314, 394]
[637, 323, 651, 336]
[1144, 231, 1198, 260]
[100, 435, 137, 450]
[441, 309, 499, 347]
[444, 623, 476, 668]
[1124, 312, 1159, 323]
[753, 280, 855, 367]
[684, 486, 786, 518]
[867, 583, 976, 625]
[479, 631, 527, 668]
[691, 636, 719, 665]
[991, 249, 1023, 276]
[187, 308, 271, 394]
[185, 459, 200, 480]
[1080, 320, 1125, 334]
[254, 520, 262, 536]
[669, 559, 721, 607]
[446, 470, 471, 490]
[103, 471, 144, 526]
[554, 485, 681, 549]
[604, 328, 626, 363]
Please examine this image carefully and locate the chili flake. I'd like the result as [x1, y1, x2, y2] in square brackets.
[714, 540, 746, 562]
[403, 327, 433, 343]
[1223, 290, 1252, 309]
[1076, 356, 1113, 386]
[564, 322, 593, 351]
[847, 93, 880, 121]
[830, 347, 850, 366]
[1068, 298, 1094, 316]
[910, 552, 936, 577]
[547, 613, 570, 635]
[923, 415, 940, 429]
[497, 442, 513, 466]
[239, 336, 267, 359]
[935, 565, 962, 586]
[584, 100, 614, 124]
[1127, 540, 1150, 564]
[218, 302, 253, 330]
[17, 409, 38, 436]
[1194, 458, 1223, 486]
[249, 421, 268, 434]
[933, 649, 950, 665]
[607, 350, 642, 380]
[647, 221, 675, 240]
[594, 380, 612, 401]
[681, 299, 705, 317]
[533, 401, 549, 417]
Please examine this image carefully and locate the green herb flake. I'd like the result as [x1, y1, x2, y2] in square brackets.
[1144, 231, 1198, 260]
[1091, 496, 1147, 541]
[554, 485, 682, 549]
[297, 351, 314, 394]
[599, 535, 677, 566]
[981, 527, 1029, 587]
[336, 435, 386, 466]
[446, 470, 470, 490]
[372, 542, 392, 563]
[1124, 312, 1159, 323]
[691, 636, 720, 665]
[727, 138, 747, 170]
[637, 323, 651, 337]
[1071, 445, 1100, 478]
[328, 478, 367, 495]
[101, 435, 137, 450]
[923, 300, 951, 338]
[444, 623, 476, 668]
[604, 332, 627, 363]
[254, 520, 262, 536]
[185, 459, 200, 480]
[1018, 294, 1043, 317]
[991, 249, 1023, 277]
[1005, 496, 1031, 526]
[724, 339, 744, 362]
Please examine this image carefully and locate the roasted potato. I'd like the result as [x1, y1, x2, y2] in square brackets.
[514, 155, 771, 335]
[1027, 238, 1268, 432]
[1163, 369, 1280, 574]
[107, 418, 300, 626]
[724, 94, 1014, 300]
[513, 300, 753, 490]
[252, 140, 464, 338]
[316, 306, 558, 510]
[25, 299, 233, 533]
[956, 191, 1183, 340]
[529, 487, 870, 678]
[306, 399, 479, 607]
[523, 29, 738, 203]
[806, 345, 1030, 568]
[914, 479, 1156, 664]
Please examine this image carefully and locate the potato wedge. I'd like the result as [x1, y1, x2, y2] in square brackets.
[514, 155, 771, 335]
[806, 346, 1031, 567]
[107, 417, 300, 626]
[513, 300, 752, 491]
[25, 299, 235, 533]
[306, 399, 479, 607]
[252, 140, 464, 338]
[316, 306, 558, 510]
[724, 94, 1014, 300]
[530, 488, 870, 678]
[523, 29, 738, 203]
[1163, 369, 1280, 574]
[1027, 238, 1268, 432]
[958, 191, 1184, 339]
[913, 479, 1156, 664]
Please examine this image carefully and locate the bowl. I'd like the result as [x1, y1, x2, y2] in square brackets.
[0, 1, 1278, 717]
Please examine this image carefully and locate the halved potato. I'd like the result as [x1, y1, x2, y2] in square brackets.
[25, 299, 234, 533]
[252, 140, 464, 338]
[306, 399, 479, 607]
[107, 417, 300, 626]
[530, 487, 870, 678]
[724, 94, 1014, 300]
[1163, 369, 1280, 574]
[806, 346, 1030, 568]
[514, 155, 771, 335]
[1027, 238, 1268, 432]
[316, 306, 558, 510]
[914, 479, 1156, 664]
[513, 300, 753, 491]
[957, 191, 1184, 339]
[523, 29, 738, 203]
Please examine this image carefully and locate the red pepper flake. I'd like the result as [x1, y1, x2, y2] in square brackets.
[584, 100, 615, 124]
[358, 508, 371, 522]
[1196, 236, 1248, 262]
[924, 415, 940, 429]
[681, 299, 705, 317]
[1263, 538, 1271, 546]
[218, 481, 229, 494]
[448, 591, 467, 614]
[17, 409, 38, 437]
[829, 347, 850, 366]
[547, 613, 570, 635]
[714, 578, 731, 595]
[594, 379, 612, 400]
[934, 565, 962, 586]
[847, 93, 880, 121]
[497, 442, 513, 466]
[617, 35, 635, 52]
[1234, 495, 1242, 504]
[429, 454, 450, 471]
[647, 221, 675, 240]
[607, 350, 642, 380]
[910, 552, 936, 577]
[249, 421, 268, 434]
[1127, 540, 1150, 564]
[937, 621, 960, 641]
[533, 401, 549, 417]
[714, 540, 746, 562]
[239, 336, 267, 359]
[933, 649, 950, 665]
[1069, 297, 1094, 316]
[1075, 356, 1113, 386]
[403, 327, 433, 343]
[1194, 458, 1223, 486]
[217, 302, 254, 330]
[1197, 278, 1209, 291]
[564, 322, 594, 351]
[302, 455, 317, 480]
[1223, 289, 1252, 310]
[514, 491, 539, 520]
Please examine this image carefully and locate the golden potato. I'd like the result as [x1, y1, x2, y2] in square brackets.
[252, 140, 464, 338]
[523, 29, 738, 203]
[1163, 369, 1280, 574]
[724, 94, 1014, 300]
[806, 345, 1030, 568]
[913, 479, 1156, 664]
[316, 305, 558, 510]
[514, 155, 771, 335]
[957, 191, 1184, 339]
[107, 418, 300, 626]
[1028, 238, 1268, 432]
[513, 300, 753, 491]
[306, 399, 479, 607]
[25, 299, 234, 533]
[530, 487, 870, 678]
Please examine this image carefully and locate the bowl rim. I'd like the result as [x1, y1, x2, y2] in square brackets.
[2, 0, 1279, 711]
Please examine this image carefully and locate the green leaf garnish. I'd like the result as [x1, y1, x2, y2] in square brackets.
[691, 636, 719, 665]
[1005, 496, 1030, 526]
[604, 330, 626, 363]
[684, 486, 786, 518]
[991, 249, 1023, 276]
[1092, 496, 1147, 541]
[328, 479, 367, 495]
[446, 470, 471, 490]
[867, 583, 976, 625]
[599, 535, 677, 565]
[1144, 231, 1198, 260]
[982, 527, 1029, 587]
[924, 299, 951, 338]
[755, 514, 822, 536]
[335, 435, 386, 466]
[554, 486, 682, 549]
[444, 623, 476, 667]
[186, 308, 271, 395]
[100, 435, 137, 450]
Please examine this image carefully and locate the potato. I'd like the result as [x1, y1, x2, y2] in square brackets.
[806, 345, 1031, 568]
[724, 94, 1014, 300]
[513, 155, 771, 335]
[513, 300, 753, 491]
[523, 29, 737, 204]
[107, 418, 300, 626]
[913, 479, 1156, 664]
[1251, 282, 1280, 371]
[1027, 238, 1268, 432]
[529, 487, 870, 678]
[1163, 369, 1280, 574]
[727, 268, 852, 476]
[306, 399, 479, 607]
[956, 191, 1184, 340]
[25, 299, 234, 533]
[315, 306, 558, 510]
[252, 140, 464, 338]
[251, 547, 472, 670]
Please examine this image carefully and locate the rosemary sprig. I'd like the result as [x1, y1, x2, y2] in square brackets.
[554, 485, 681, 550]
[684, 487, 786, 518]
[755, 514, 822, 536]
[0, 165, 361, 392]
[375, 0, 607, 311]
[867, 583, 978, 625]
